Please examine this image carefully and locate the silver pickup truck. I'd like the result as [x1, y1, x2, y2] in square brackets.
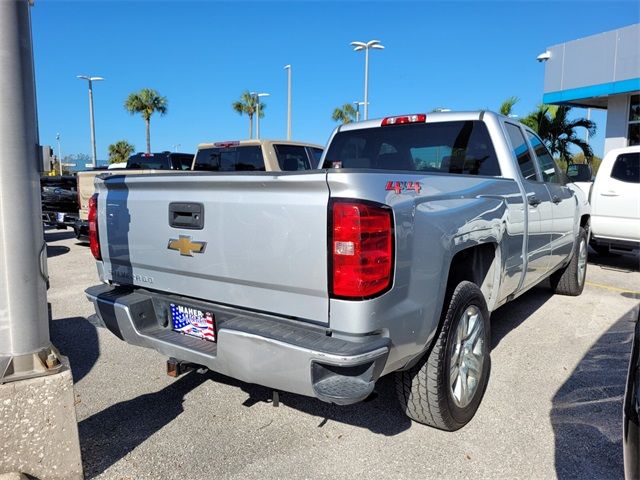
[85, 111, 589, 430]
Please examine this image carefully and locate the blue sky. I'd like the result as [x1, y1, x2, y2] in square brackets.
[32, 1, 638, 163]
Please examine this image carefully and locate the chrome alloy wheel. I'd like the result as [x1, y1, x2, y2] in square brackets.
[577, 238, 587, 287]
[449, 305, 486, 408]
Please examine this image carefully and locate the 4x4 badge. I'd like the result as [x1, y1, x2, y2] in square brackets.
[385, 180, 422, 194]
[167, 235, 207, 256]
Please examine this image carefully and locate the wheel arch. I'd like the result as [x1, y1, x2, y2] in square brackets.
[445, 242, 501, 312]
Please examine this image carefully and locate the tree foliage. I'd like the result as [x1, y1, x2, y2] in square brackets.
[124, 88, 168, 153]
[521, 104, 596, 162]
[232, 91, 267, 139]
[108, 140, 135, 164]
[499, 96, 519, 116]
[331, 103, 357, 124]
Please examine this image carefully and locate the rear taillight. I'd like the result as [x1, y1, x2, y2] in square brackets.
[88, 193, 101, 260]
[330, 200, 393, 299]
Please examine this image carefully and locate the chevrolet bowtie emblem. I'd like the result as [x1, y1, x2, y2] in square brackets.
[167, 235, 207, 256]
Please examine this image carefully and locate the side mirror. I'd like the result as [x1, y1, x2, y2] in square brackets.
[566, 163, 592, 182]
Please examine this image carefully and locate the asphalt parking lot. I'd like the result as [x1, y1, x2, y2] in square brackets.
[45, 229, 640, 480]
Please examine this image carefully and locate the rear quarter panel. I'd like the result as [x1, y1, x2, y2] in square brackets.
[327, 170, 524, 373]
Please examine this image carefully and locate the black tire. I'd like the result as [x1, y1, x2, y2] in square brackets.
[550, 227, 587, 296]
[395, 281, 491, 431]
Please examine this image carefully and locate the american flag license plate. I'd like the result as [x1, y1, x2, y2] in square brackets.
[170, 303, 216, 342]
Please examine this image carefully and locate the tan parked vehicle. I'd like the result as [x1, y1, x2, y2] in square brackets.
[191, 139, 323, 172]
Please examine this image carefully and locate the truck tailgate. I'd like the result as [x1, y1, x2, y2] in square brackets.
[96, 172, 330, 323]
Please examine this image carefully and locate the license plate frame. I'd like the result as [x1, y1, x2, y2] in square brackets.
[170, 302, 216, 342]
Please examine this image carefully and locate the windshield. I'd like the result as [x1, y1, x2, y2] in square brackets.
[566, 163, 592, 182]
[127, 153, 172, 169]
[193, 146, 265, 171]
[323, 121, 501, 176]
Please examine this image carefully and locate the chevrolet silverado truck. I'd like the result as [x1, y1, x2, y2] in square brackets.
[85, 112, 589, 430]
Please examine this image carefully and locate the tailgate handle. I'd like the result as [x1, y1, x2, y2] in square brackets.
[169, 202, 204, 230]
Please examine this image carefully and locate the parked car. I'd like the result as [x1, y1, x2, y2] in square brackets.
[84, 111, 589, 430]
[192, 139, 323, 172]
[126, 151, 194, 170]
[624, 314, 640, 480]
[590, 146, 640, 255]
[40, 175, 79, 229]
[566, 162, 593, 197]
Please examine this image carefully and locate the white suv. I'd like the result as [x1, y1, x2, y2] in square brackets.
[590, 146, 640, 254]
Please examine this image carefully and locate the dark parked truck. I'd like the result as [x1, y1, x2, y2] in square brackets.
[85, 112, 590, 430]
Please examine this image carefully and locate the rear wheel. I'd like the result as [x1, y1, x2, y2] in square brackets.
[550, 227, 587, 296]
[395, 281, 490, 431]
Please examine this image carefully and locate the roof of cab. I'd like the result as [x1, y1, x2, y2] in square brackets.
[196, 139, 324, 150]
[337, 110, 504, 132]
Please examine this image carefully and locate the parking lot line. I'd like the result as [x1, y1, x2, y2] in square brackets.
[585, 281, 640, 295]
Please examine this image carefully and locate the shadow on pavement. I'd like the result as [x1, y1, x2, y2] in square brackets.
[46, 244, 70, 258]
[490, 284, 554, 349]
[588, 250, 640, 273]
[79, 372, 209, 479]
[551, 305, 638, 479]
[77, 281, 565, 477]
[44, 229, 76, 243]
[218, 371, 409, 435]
[50, 316, 100, 384]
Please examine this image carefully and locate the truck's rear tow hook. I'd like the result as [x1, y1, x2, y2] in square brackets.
[166, 357, 208, 378]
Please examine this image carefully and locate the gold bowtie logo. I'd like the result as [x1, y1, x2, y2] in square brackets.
[167, 235, 207, 256]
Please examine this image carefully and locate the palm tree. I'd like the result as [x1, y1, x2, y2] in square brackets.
[331, 103, 357, 124]
[108, 140, 135, 164]
[232, 91, 266, 139]
[522, 105, 596, 162]
[499, 96, 519, 116]
[124, 88, 168, 154]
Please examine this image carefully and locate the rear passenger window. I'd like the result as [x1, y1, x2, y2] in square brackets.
[171, 154, 194, 170]
[274, 144, 311, 171]
[308, 148, 323, 168]
[323, 121, 501, 176]
[193, 146, 265, 171]
[505, 123, 538, 181]
[611, 152, 640, 183]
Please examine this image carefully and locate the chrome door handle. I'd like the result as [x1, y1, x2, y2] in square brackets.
[528, 196, 541, 207]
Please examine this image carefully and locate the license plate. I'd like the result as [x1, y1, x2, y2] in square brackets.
[170, 303, 216, 342]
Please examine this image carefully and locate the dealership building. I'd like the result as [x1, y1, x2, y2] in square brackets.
[541, 23, 639, 155]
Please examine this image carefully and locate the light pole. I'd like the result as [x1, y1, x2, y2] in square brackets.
[350, 40, 384, 120]
[1, 4, 83, 476]
[353, 101, 366, 122]
[586, 107, 592, 144]
[173, 144, 181, 152]
[251, 92, 270, 139]
[56, 132, 62, 176]
[284, 65, 292, 140]
[77, 75, 103, 167]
